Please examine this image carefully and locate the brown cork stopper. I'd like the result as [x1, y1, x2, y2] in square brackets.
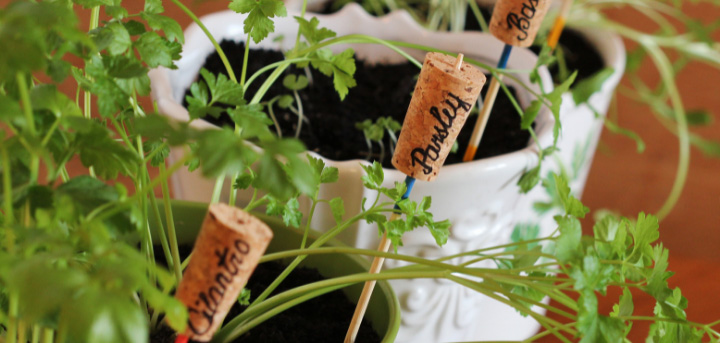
[392, 52, 485, 182]
[489, 0, 550, 47]
[174, 203, 273, 342]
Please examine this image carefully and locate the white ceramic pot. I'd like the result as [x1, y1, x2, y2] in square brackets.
[149, 5, 619, 342]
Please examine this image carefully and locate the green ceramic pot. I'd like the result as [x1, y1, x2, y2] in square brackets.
[150, 200, 401, 342]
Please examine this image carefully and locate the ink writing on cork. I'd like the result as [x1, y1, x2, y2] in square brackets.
[173, 203, 273, 342]
[392, 52, 486, 182]
[489, 0, 550, 47]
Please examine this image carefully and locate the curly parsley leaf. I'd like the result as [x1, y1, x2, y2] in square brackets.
[229, 0, 287, 43]
[295, 16, 336, 44]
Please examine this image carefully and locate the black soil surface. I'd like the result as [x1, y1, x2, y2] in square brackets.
[321, 1, 604, 83]
[152, 245, 380, 343]
[185, 40, 530, 167]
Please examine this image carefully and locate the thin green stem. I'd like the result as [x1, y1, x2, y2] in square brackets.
[642, 41, 689, 220]
[159, 162, 183, 283]
[244, 58, 311, 94]
[2, 144, 14, 228]
[210, 176, 224, 204]
[247, 207, 385, 308]
[31, 325, 40, 343]
[148, 192, 174, 272]
[467, 0, 489, 32]
[240, 34, 251, 88]
[16, 73, 39, 183]
[7, 292, 18, 343]
[40, 116, 61, 147]
[219, 284, 349, 343]
[217, 270, 447, 342]
[169, 0, 236, 82]
[250, 64, 290, 104]
[87, 153, 193, 224]
[299, 196, 318, 249]
[143, 142, 169, 165]
[292, 34, 422, 69]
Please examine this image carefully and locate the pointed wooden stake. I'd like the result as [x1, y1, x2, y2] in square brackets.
[345, 53, 480, 343]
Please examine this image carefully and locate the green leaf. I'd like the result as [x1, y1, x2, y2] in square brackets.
[282, 74, 309, 91]
[30, 85, 82, 117]
[630, 212, 659, 259]
[685, 110, 713, 126]
[62, 289, 148, 343]
[142, 13, 184, 44]
[105, 21, 132, 55]
[555, 215, 582, 263]
[234, 170, 255, 190]
[572, 68, 614, 105]
[548, 71, 577, 144]
[230, 0, 287, 43]
[55, 175, 132, 232]
[553, 173, 589, 218]
[105, 6, 129, 19]
[331, 49, 357, 100]
[255, 155, 293, 200]
[144, 0, 163, 14]
[626, 47, 646, 73]
[134, 31, 180, 69]
[611, 287, 634, 317]
[329, 197, 344, 224]
[229, 104, 274, 141]
[102, 55, 148, 79]
[0, 94, 23, 125]
[72, 121, 139, 179]
[282, 198, 302, 228]
[277, 94, 294, 108]
[10, 260, 89, 323]
[320, 165, 339, 184]
[517, 164, 541, 193]
[428, 219, 451, 246]
[295, 16, 336, 44]
[200, 69, 245, 106]
[144, 140, 170, 167]
[195, 128, 258, 178]
[361, 161, 384, 189]
[521, 99, 542, 130]
[124, 20, 147, 35]
[508, 223, 540, 250]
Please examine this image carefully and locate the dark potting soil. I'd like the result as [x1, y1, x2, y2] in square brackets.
[184, 40, 530, 167]
[321, 1, 604, 84]
[151, 244, 380, 343]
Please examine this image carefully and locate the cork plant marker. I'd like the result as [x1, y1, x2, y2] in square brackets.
[173, 203, 273, 343]
[345, 53, 485, 343]
[462, 0, 551, 162]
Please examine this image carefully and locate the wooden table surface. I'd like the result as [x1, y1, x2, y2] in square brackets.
[22, 0, 719, 340]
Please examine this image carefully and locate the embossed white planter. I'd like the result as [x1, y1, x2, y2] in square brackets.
[150, 4, 623, 342]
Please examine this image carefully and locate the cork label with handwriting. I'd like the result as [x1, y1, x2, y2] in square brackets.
[489, 0, 550, 47]
[174, 204, 273, 342]
[393, 52, 485, 182]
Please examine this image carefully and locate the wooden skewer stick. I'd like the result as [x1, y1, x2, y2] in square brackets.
[345, 53, 483, 343]
[344, 176, 414, 343]
[463, 45, 512, 162]
[547, 0, 574, 50]
[462, 0, 551, 162]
